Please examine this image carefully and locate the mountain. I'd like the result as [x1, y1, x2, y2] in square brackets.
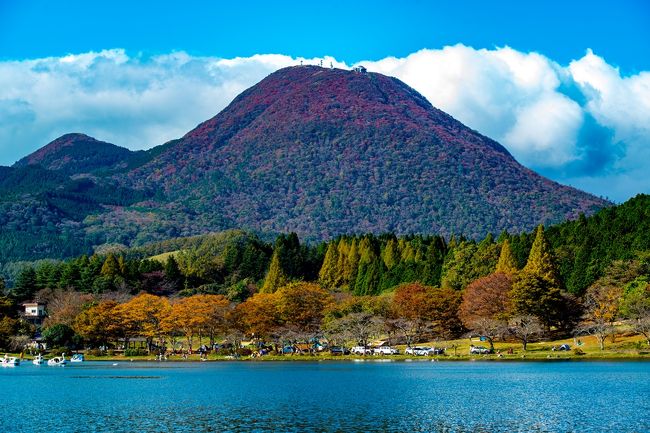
[0, 65, 610, 264]
[13, 133, 146, 176]
[121, 65, 608, 240]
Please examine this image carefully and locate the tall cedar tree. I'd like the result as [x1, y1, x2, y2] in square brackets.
[318, 243, 339, 289]
[261, 250, 287, 293]
[496, 240, 519, 275]
[12, 267, 37, 302]
[524, 225, 561, 286]
[101, 254, 121, 277]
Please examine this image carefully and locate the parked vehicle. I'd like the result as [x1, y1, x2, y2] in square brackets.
[351, 346, 373, 355]
[405, 346, 443, 356]
[405, 346, 422, 355]
[469, 345, 491, 354]
[419, 347, 445, 356]
[329, 346, 350, 355]
[373, 346, 399, 355]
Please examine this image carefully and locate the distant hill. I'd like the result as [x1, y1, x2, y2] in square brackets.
[13, 133, 148, 175]
[0, 65, 610, 264]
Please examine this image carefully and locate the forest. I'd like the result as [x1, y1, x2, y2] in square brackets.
[0, 194, 649, 353]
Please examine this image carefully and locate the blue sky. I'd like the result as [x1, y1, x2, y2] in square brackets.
[1, 0, 649, 201]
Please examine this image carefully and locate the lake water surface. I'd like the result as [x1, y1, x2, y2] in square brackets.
[1, 360, 648, 432]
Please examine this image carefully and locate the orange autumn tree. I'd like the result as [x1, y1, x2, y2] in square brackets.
[276, 282, 334, 334]
[459, 272, 514, 351]
[166, 294, 231, 350]
[73, 300, 120, 348]
[117, 293, 171, 353]
[235, 292, 282, 340]
[391, 282, 463, 344]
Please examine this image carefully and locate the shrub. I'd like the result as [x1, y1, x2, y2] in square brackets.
[124, 348, 148, 356]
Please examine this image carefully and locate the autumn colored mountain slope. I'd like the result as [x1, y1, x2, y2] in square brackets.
[123, 65, 607, 239]
[1, 65, 609, 263]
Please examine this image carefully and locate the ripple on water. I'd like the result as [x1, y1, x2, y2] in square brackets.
[0, 361, 648, 432]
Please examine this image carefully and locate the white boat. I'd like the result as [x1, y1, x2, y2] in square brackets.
[1, 355, 20, 367]
[32, 354, 45, 365]
[70, 354, 84, 363]
[47, 353, 66, 366]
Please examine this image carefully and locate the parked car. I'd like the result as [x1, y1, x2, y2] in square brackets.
[419, 347, 445, 356]
[405, 346, 423, 355]
[329, 346, 350, 355]
[351, 346, 373, 355]
[469, 345, 491, 354]
[373, 346, 399, 355]
[405, 346, 444, 356]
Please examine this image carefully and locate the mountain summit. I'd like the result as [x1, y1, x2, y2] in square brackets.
[125, 65, 607, 239]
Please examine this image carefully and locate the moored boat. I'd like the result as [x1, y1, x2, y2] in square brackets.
[32, 354, 45, 365]
[70, 354, 84, 363]
[47, 353, 66, 366]
[1, 355, 20, 367]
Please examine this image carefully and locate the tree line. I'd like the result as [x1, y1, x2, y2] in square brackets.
[1, 195, 649, 352]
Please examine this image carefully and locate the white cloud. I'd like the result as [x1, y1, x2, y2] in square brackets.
[0, 47, 648, 201]
[358, 45, 650, 201]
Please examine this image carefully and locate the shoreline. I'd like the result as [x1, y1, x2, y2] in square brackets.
[17, 353, 648, 363]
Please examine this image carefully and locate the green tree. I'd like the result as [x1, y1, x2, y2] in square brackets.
[261, 250, 288, 293]
[101, 254, 121, 278]
[441, 241, 479, 290]
[343, 239, 360, 289]
[42, 323, 77, 349]
[164, 255, 183, 291]
[496, 239, 519, 275]
[382, 239, 399, 270]
[12, 267, 37, 302]
[510, 272, 564, 329]
[318, 243, 339, 289]
[619, 276, 650, 344]
[524, 225, 560, 286]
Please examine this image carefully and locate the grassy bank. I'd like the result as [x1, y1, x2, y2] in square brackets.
[23, 333, 648, 363]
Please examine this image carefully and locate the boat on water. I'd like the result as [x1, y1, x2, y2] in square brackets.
[32, 354, 45, 365]
[70, 354, 84, 363]
[47, 354, 66, 366]
[1, 355, 20, 367]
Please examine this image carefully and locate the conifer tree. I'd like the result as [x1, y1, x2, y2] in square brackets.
[318, 243, 339, 288]
[421, 241, 444, 286]
[335, 239, 349, 287]
[261, 250, 287, 293]
[496, 239, 519, 275]
[382, 239, 399, 270]
[344, 239, 360, 288]
[101, 254, 121, 278]
[523, 225, 560, 286]
[164, 255, 183, 291]
[401, 242, 416, 263]
[118, 256, 127, 275]
[12, 267, 37, 302]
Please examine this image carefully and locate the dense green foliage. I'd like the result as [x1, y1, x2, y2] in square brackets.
[2, 195, 650, 301]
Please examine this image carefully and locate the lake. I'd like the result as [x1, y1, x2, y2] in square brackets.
[1, 360, 648, 432]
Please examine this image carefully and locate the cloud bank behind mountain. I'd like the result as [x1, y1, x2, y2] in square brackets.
[0, 46, 648, 201]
